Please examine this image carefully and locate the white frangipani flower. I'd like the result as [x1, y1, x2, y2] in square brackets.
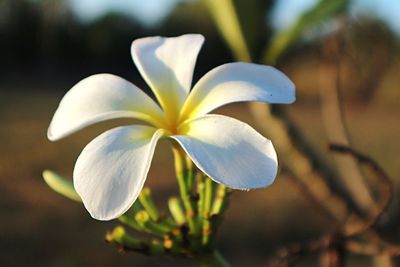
[48, 34, 295, 221]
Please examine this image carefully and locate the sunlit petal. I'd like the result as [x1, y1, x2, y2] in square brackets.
[172, 114, 278, 189]
[180, 62, 295, 120]
[73, 125, 164, 221]
[48, 73, 165, 141]
[131, 34, 204, 116]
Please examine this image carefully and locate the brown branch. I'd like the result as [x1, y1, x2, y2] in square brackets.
[329, 144, 393, 236]
[285, 173, 341, 223]
[345, 231, 400, 258]
[265, 144, 395, 267]
[250, 103, 351, 222]
[319, 33, 375, 216]
[265, 237, 325, 267]
[345, 240, 386, 256]
[265, 233, 350, 267]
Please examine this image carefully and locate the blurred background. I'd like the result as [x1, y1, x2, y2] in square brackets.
[0, 0, 399, 266]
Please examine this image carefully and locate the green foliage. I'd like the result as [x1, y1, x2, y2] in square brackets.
[229, 0, 275, 59]
[263, 0, 349, 64]
[44, 152, 231, 265]
[202, 0, 251, 62]
[42, 170, 81, 202]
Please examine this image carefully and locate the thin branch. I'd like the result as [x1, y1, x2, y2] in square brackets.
[249, 103, 351, 222]
[329, 144, 393, 236]
[345, 233, 400, 257]
[285, 173, 341, 223]
[345, 240, 385, 256]
[265, 235, 332, 267]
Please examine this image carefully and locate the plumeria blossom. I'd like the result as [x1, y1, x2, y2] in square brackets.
[48, 34, 295, 221]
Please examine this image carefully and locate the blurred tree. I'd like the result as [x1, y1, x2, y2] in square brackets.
[263, 0, 349, 65]
[341, 17, 397, 102]
[1, 0, 398, 102]
[0, 0, 42, 66]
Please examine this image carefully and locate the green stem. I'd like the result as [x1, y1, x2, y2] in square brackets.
[139, 188, 160, 222]
[185, 154, 195, 190]
[118, 214, 142, 231]
[203, 178, 214, 217]
[197, 179, 205, 221]
[168, 197, 186, 225]
[135, 210, 170, 237]
[211, 185, 229, 215]
[172, 144, 196, 233]
[202, 178, 214, 246]
[197, 250, 231, 267]
[106, 226, 164, 255]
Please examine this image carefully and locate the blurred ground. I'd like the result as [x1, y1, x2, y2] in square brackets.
[0, 81, 398, 266]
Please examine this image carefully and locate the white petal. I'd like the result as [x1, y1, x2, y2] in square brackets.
[48, 73, 165, 141]
[180, 62, 295, 120]
[131, 34, 204, 114]
[172, 114, 278, 189]
[73, 125, 163, 221]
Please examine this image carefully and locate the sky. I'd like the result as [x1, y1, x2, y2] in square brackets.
[271, 0, 400, 33]
[68, 0, 400, 33]
[68, 0, 182, 26]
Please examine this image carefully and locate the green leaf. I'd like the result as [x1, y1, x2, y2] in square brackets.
[202, 0, 251, 62]
[263, 0, 349, 64]
[42, 169, 82, 202]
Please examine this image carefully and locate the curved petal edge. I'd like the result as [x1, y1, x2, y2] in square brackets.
[48, 73, 164, 141]
[172, 114, 278, 190]
[181, 62, 295, 120]
[73, 125, 163, 221]
[131, 34, 204, 113]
